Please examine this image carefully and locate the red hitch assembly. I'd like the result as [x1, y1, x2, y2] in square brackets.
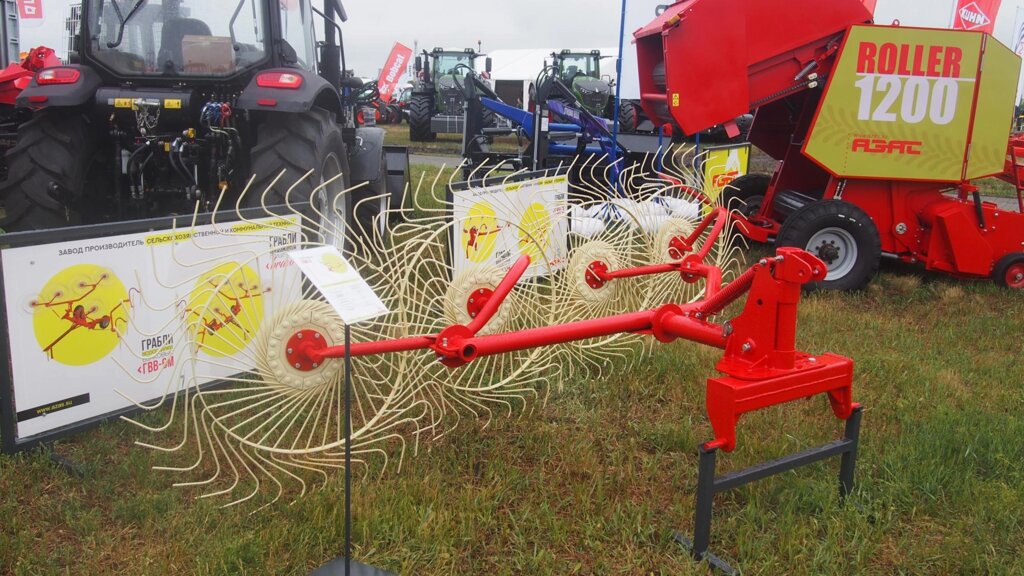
[294, 208, 862, 571]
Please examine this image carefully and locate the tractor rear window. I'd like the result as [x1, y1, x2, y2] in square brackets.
[88, 0, 268, 77]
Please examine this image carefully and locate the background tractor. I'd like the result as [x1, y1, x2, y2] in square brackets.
[548, 49, 638, 133]
[353, 80, 401, 126]
[408, 47, 493, 141]
[0, 0, 408, 239]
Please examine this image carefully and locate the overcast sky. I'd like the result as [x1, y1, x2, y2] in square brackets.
[17, 0, 1024, 79]
[337, 0, 1024, 76]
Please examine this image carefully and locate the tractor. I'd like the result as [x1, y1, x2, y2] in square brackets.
[548, 49, 638, 133]
[636, 0, 1024, 291]
[408, 47, 493, 141]
[353, 80, 400, 126]
[0, 0, 408, 239]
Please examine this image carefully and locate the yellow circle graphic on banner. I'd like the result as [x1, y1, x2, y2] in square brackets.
[519, 202, 552, 263]
[462, 202, 500, 263]
[187, 263, 266, 358]
[31, 265, 131, 366]
[321, 252, 349, 275]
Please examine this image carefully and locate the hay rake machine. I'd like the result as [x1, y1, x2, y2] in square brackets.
[121, 151, 862, 570]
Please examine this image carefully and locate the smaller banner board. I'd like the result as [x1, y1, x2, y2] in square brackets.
[290, 246, 388, 325]
[449, 169, 570, 280]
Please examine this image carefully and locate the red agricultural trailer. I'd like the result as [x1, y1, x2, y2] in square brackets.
[636, 0, 1024, 290]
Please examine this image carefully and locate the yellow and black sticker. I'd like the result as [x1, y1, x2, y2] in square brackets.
[672, 93, 680, 107]
[113, 98, 133, 109]
[164, 99, 182, 109]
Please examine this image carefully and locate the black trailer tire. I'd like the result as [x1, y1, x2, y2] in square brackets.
[777, 200, 881, 292]
[993, 253, 1024, 289]
[409, 94, 435, 142]
[721, 172, 770, 217]
[617, 100, 638, 134]
[248, 107, 351, 244]
[0, 111, 96, 231]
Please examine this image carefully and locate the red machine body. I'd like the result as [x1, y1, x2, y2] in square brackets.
[0, 47, 59, 107]
[635, 0, 1024, 289]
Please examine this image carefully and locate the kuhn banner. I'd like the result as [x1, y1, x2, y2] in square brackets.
[951, 0, 1001, 34]
[377, 43, 412, 103]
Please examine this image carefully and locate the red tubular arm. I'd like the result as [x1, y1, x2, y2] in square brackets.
[466, 255, 531, 335]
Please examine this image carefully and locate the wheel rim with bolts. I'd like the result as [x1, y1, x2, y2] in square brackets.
[1007, 263, 1024, 289]
[806, 227, 858, 281]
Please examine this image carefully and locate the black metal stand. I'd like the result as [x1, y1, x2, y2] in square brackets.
[311, 325, 394, 576]
[674, 406, 864, 575]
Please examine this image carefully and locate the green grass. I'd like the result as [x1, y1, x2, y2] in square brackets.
[383, 124, 521, 157]
[2, 169, 1023, 575]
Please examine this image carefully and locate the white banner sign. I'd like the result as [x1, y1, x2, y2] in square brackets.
[1, 215, 303, 443]
[451, 174, 570, 279]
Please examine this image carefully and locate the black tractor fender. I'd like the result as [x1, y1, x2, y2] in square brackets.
[16, 65, 103, 108]
[237, 68, 341, 118]
[348, 126, 387, 184]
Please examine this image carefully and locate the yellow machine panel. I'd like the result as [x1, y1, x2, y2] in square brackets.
[804, 25, 1021, 183]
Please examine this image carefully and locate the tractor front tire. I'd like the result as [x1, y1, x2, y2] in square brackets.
[0, 111, 96, 231]
[409, 95, 435, 142]
[777, 200, 881, 292]
[617, 100, 638, 134]
[721, 173, 770, 217]
[249, 107, 351, 243]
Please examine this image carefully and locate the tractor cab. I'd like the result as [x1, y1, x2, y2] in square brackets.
[551, 49, 612, 117]
[82, 0, 317, 82]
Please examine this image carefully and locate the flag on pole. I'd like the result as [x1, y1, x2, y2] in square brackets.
[951, 0, 1002, 34]
[16, 0, 44, 20]
[376, 43, 413, 104]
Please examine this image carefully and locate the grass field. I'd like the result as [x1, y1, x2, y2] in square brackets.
[1, 165, 1023, 575]
[383, 124, 521, 156]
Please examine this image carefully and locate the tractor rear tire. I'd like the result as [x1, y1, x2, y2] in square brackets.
[409, 94, 435, 142]
[777, 200, 881, 292]
[721, 173, 770, 217]
[0, 110, 96, 231]
[249, 107, 351, 244]
[617, 100, 638, 134]
[993, 253, 1024, 289]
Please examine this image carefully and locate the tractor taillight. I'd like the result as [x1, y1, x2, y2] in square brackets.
[36, 68, 80, 85]
[256, 72, 304, 89]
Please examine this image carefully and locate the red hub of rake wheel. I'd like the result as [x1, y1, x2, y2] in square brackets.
[466, 288, 494, 320]
[586, 261, 610, 289]
[1007, 264, 1024, 289]
[669, 236, 691, 260]
[285, 330, 328, 372]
